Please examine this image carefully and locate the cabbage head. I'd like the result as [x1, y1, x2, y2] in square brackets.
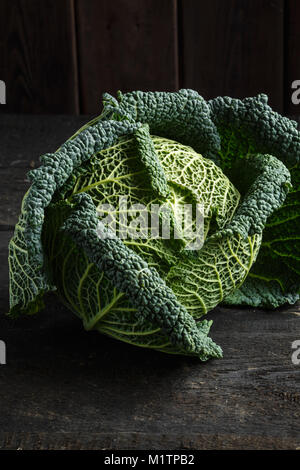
[8, 90, 299, 360]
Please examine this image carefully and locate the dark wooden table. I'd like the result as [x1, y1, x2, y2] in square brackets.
[0, 115, 299, 450]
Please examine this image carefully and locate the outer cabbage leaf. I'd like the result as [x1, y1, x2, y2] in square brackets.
[8, 120, 147, 316]
[61, 193, 223, 360]
[43, 201, 218, 358]
[208, 94, 300, 307]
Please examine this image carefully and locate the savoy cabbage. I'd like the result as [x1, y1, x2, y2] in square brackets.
[8, 90, 299, 360]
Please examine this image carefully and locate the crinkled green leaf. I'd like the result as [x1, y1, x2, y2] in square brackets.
[208, 94, 300, 307]
[61, 193, 222, 360]
[8, 120, 144, 316]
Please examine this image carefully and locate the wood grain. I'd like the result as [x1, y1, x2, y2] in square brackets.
[285, 0, 300, 115]
[0, 115, 299, 450]
[0, 0, 79, 113]
[0, 114, 89, 226]
[75, 0, 179, 113]
[0, 229, 299, 449]
[0, 432, 299, 451]
[179, 0, 284, 112]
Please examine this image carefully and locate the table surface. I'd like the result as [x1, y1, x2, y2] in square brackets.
[0, 115, 299, 450]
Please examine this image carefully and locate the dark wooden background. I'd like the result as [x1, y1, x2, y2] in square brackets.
[0, 0, 299, 116]
[0, 1, 300, 450]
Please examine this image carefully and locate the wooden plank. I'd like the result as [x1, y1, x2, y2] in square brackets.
[0, 114, 89, 167]
[179, 0, 284, 112]
[285, 0, 300, 115]
[0, 226, 299, 449]
[0, 432, 300, 450]
[0, 167, 30, 227]
[0, 115, 89, 226]
[0, 0, 79, 113]
[75, 0, 179, 114]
